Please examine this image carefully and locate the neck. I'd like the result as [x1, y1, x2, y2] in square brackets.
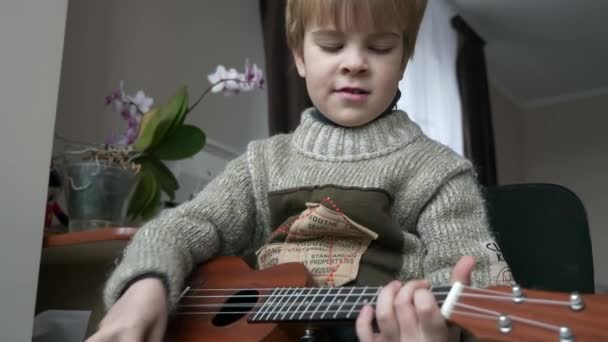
[311, 90, 402, 127]
[249, 285, 452, 324]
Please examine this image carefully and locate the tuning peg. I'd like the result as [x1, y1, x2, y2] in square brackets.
[559, 326, 574, 342]
[569, 292, 584, 311]
[498, 314, 512, 333]
[511, 285, 524, 303]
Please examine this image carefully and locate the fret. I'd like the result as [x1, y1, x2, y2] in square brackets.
[321, 287, 343, 319]
[250, 286, 389, 323]
[252, 288, 278, 321]
[368, 286, 381, 307]
[346, 286, 367, 319]
[281, 288, 304, 320]
[309, 287, 332, 321]
[260, 287, 287, 321]
[249, 285, 451, 324]
[290, 287, 313, 320]
[298, 287, 323, 320]
[432, 285, 452, 303]
[271, 288, 295, 321]
[335, 286, 356, 319]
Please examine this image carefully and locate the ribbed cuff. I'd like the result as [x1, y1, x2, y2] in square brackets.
[103, 243, 188, 312]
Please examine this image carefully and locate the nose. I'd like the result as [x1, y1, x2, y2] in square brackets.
[340, 48, 368, 75]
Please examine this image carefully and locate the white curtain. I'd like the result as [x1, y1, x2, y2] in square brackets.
[398, 0, 463, 155]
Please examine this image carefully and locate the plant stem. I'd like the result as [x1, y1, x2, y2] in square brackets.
[186, 78, 249, 114]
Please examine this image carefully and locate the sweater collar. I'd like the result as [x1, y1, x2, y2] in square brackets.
[292, 107, 423, 161]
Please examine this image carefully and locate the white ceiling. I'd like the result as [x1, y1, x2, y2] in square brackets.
[449, 0, 608, 109]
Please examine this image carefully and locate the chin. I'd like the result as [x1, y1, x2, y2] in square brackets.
[336, 112, 380, 127]
[320, 105, 381, 127]
[339, 119, 371, 127]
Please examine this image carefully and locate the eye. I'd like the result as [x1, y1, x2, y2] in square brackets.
[319, 45, 343, 53]
[369, 46, 393, 54]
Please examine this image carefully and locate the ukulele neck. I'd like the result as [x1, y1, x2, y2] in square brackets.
[248, 285, 453, 323]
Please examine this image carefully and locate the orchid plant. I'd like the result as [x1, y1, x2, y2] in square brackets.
[103, 60, 264, 220]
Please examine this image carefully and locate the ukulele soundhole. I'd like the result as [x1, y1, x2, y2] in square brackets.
[212, 290, 259, 327]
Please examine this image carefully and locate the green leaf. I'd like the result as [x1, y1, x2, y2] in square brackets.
[140, 185, 161, 221]
[136, 156, 179, 201]
[134, 87, 188, 151]
[152, 125, 206, 161]
[165, 89, 189, 137]
[127, 170, 158, 219]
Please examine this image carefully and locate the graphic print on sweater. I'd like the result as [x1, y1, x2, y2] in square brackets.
[262, 185, 406, 286]
[257, 202, 378, 286]
[483, 240, 515, 285]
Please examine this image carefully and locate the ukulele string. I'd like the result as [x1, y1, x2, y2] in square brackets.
[452, 302, 564, 333]
[176, 297, 567, 336]
[181, 284, 440, 299]
[177, 285, 578, 334]
[177, 307, 376, 315]
[457, 284, 574, 307]
[175, 301, 447, 315]
[178, 284, 575, 318]
[181, 289, 572, 308]
[175, 297, 451, 315]
[178, 300, 390, 310]
[182, 292, 376, 299]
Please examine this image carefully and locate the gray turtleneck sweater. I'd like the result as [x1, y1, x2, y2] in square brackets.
[104, 108, 510, 310]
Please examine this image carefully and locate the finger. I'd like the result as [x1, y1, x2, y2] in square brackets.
[120, 331, 145, 342]
[85, 329, 116, 342]
[451, 255, 476, 285]
[147, 321, 166, 342]
[413, 288, 447, 338]
[375, 280, 402, 341]
[147, 314, 168, 342]
[86, 329, 142, 342]
[394, 280, 429, 339]
[356, 304, 376, 342]
[84, 333, 99, 342]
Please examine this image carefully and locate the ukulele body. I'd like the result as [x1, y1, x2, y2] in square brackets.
[168, 256, 608, 341]
[167, 256, 318, 341]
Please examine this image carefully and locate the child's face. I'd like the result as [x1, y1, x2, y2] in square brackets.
[294, 23, 407, 127]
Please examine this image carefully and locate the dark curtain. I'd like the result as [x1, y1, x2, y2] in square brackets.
[452, 16, 497, 186]
[259, 0, 312, 135]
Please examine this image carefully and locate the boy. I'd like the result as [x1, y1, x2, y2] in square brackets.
[89, 0, 510, 341]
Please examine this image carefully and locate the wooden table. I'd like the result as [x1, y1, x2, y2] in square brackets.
[36, 227, 137, 337]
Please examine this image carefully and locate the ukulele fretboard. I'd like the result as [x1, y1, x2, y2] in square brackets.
[248, 285, 452, 323]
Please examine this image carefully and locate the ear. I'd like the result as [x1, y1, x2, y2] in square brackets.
[292, 49, 306, 78]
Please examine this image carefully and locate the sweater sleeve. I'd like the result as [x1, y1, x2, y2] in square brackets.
[417, 170, 511, 288]
[103, 153, 256, 311]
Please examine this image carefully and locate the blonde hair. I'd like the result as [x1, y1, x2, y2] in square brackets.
[286, 0, 428, 59]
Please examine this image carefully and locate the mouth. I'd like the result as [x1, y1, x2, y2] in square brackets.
[336, 87, 370, 95]
[335, 87, 370, 102]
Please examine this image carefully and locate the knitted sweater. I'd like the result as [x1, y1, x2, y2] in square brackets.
[104, 108, 510, 310]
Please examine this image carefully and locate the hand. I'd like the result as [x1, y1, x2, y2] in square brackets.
[356, 256, 476, 342]
[86, 277, 169, 342]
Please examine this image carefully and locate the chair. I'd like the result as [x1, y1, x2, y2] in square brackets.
[483, 183, 595, 293]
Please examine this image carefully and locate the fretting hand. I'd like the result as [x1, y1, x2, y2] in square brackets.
[356, 256, 476, 342]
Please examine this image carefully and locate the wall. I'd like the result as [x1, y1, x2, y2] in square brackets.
[54, 0, 269, 178]
[0, 0, 67, 340]
[490, 85, 525, 184]
[491, 84, 608, 290]
[523, 94, 608, 289]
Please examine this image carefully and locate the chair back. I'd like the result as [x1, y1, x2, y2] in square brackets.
[484, 183, 595, 293]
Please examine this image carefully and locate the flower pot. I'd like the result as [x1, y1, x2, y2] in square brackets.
[63, 160, 138, 231]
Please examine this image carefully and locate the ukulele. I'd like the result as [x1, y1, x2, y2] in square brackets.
[168, 256, 608, 341]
